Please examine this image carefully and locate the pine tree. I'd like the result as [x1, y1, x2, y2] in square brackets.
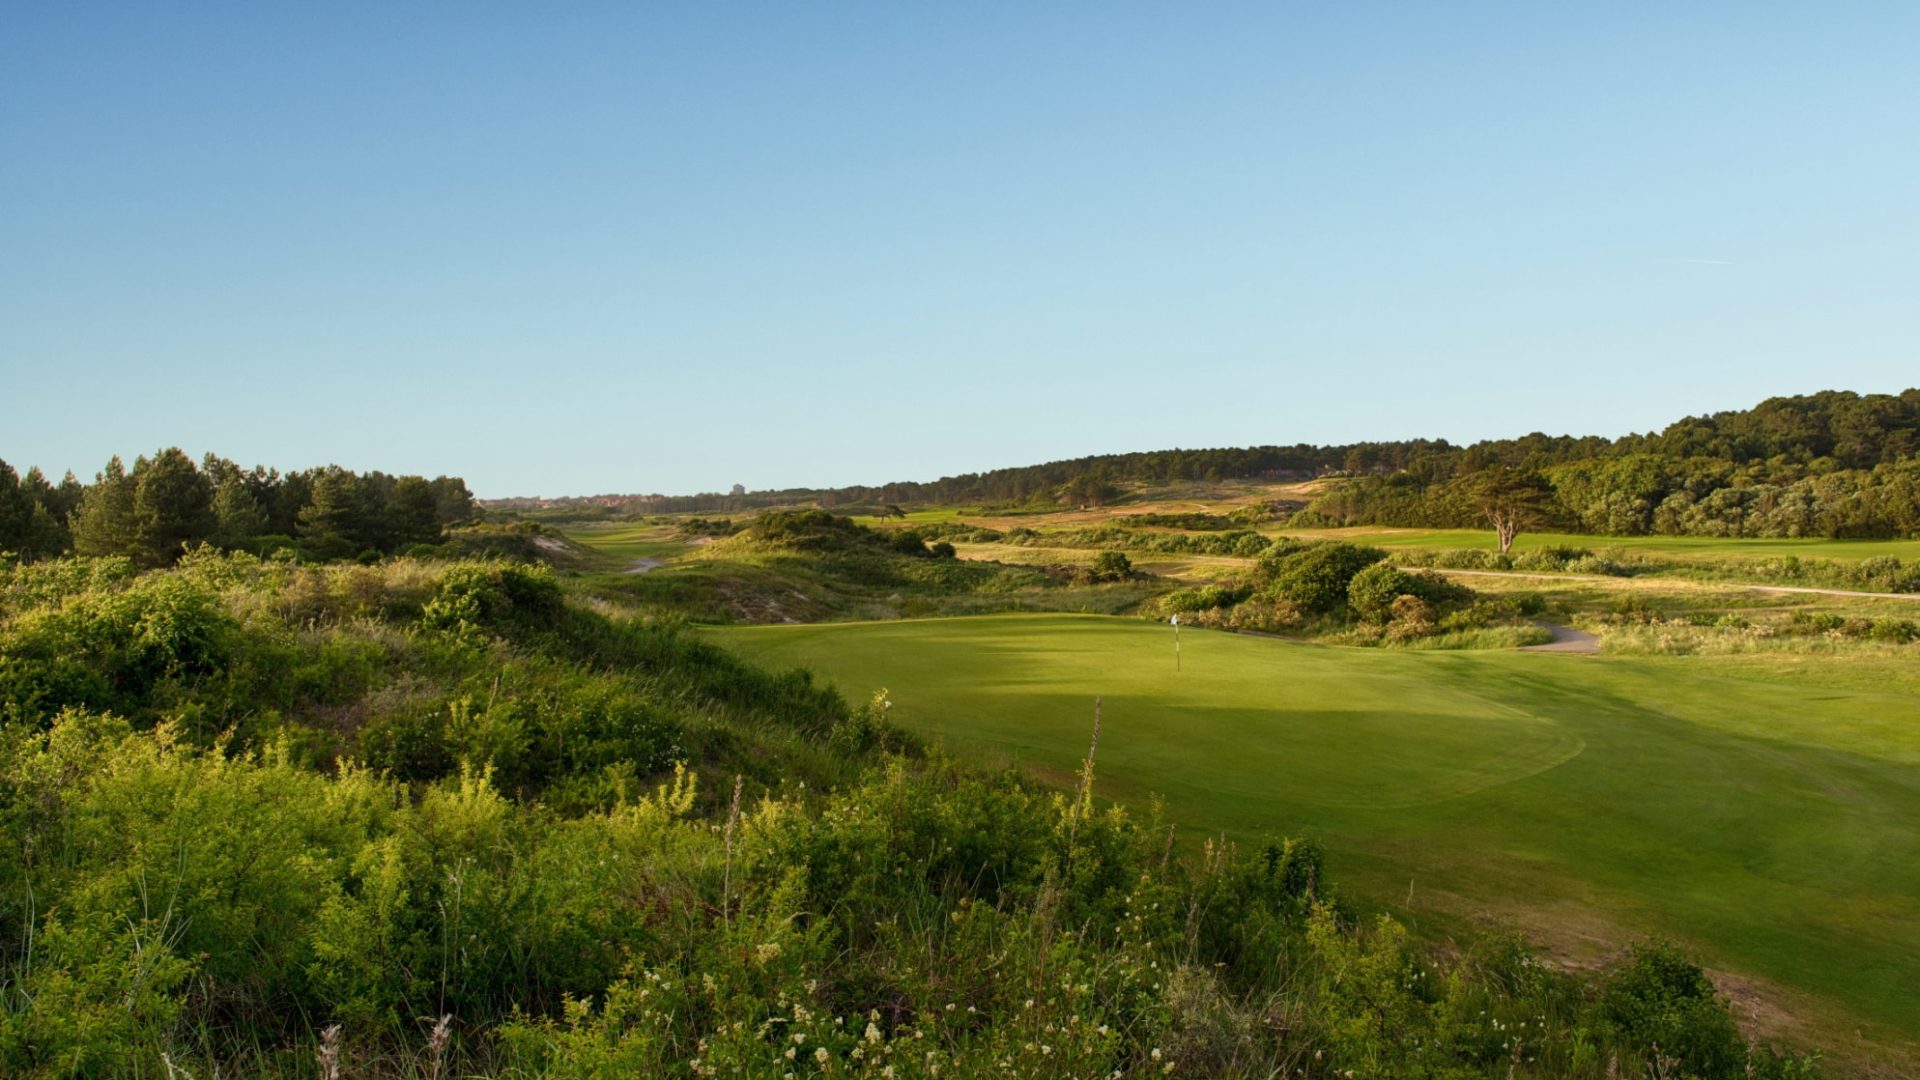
[298, 467, 374, 558]
[0, 460, 35, 557]
[18, 467, 72, 554]
[388, 475, 442, 548]
[430, 476, 475, 525]
[131, 448, 215, 566]
[70, 456, 140, 559]
[211, 475, 269, 550]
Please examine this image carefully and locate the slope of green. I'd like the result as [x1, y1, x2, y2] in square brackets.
[563, 520, 695, 564]
[710, 614, 1920, 1054]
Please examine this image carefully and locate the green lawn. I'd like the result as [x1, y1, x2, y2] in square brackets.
[562, 522, 690, 565]
[709, 614, 1920, 1056]
[1276, 525, 1920, 562]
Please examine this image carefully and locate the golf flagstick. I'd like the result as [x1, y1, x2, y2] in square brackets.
[1171, 614, 1180, 671]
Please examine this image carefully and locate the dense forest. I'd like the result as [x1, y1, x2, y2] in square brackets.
[0, 448, 475, 565]
[1294, 390, 1920, 539]
[492, 390, 1920, 539]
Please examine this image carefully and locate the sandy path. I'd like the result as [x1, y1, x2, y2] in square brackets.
[1521, 622, 1600, 654]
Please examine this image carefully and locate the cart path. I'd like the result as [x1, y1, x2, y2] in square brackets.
[1521, 622, 1601, 654]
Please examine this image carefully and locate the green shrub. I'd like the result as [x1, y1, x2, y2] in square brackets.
[1852, 555, 1919, 592]
[1405, 547, 1513, 571]
[675, 516, 737, 538]
[1513, 545, 1591, 571]
[0, 573, 237, 726]
[1508, 590, 1548, 616]
[357, 703, 456, 780]
[1600, 943, 1746, 1079]
[1346, 563, 1415, 623]
[1230, 532, 1273, 557]
[1259, 542, 1387, 615]
[1869, 619, 1918, 644]
[740, 509, 876, 553]
[1347, 563, 1470, 625]
[420, 562, 567, 642]
[1089, 550, 1134, 582]
[1159, 584, 1253, 614]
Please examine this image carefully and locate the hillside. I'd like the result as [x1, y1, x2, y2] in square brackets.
[479, 390, 1920, 539]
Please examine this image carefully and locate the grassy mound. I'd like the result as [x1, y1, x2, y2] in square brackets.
[577, 511, 1162, 624]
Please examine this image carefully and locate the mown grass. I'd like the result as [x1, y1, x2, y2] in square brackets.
[710, 613, 1920, 1065]
[561, 521, 693, 566]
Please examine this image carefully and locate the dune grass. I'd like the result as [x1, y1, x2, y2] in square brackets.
[710, 613, 1920, 1060]
[1272, 525, 1920, 562]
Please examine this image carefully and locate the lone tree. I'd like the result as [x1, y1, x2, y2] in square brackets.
[1470, 468, 1554, 554]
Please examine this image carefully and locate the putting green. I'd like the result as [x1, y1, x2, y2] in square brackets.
[728, 615, 1583, 809]
[709, 613, 1920, 1052]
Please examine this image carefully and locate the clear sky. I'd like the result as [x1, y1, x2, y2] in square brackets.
[3, 3, 1916, 497]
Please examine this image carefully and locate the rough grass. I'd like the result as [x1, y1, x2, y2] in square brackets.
[951, 541, 1249, 583]
[1592, 621, 1920, 658]
[1273, 526, 1920, 563]
[710, 613, 1920, 1064]
[1452, 570, 1920, 627]
[1385, 624, 1554, 650]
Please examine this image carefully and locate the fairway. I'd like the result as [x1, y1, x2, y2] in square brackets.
[710, 614, 1920, 1052]
[565, 522, 687, 560]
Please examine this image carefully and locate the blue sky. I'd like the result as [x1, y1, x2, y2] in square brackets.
[3, 3, 1916, 497]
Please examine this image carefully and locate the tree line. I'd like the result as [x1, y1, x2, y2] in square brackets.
[1304, 453, 1920, 540]
[481, 389, 1920, 525]
[0, 448, 475, 566]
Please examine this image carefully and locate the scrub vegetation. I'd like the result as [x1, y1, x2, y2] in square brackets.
[0, 552, 1826, 1079]
[573, 509, 1159, 625]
